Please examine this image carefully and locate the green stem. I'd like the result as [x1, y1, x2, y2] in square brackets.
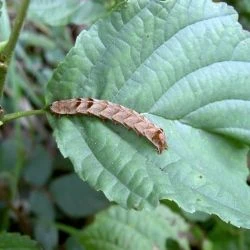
[54, 222, 81, 237]
[1, 0, 30, 61]
[0, 0, 30, 96]
[2, 109, 46, 124]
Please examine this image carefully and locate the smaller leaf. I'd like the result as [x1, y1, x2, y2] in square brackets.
[50, 173, 109, 217]
[65, 237, 86, 250]
[29, 190, 55, 220]
[20, 32, 56, 50]
[34, 221, 58, 250]
[0, 232, 41, 249]
[208, 220, 250, 250]
[0, 1, 2, 18]
[23, 146, 52, 186]
[165, 239, 182, 250]
[0, 0, 11, 40]
[0, 138, 18, 172]
[28, 0, 107, 26]
[80, 205, 190, 250]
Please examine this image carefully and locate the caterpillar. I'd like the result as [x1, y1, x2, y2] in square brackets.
[50, 98, 167, 153]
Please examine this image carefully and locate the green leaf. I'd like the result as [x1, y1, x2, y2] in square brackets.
[29, 190, 55, 220]
[34, 221, 58, 250]
[65, 237, 86, 250]
[80, 205, 190, 250]
[49, 173, 109, 217]
[28, 0, 107, 26]
[0, 138, 18, 172]
[238, 0, 250, 13]
[0, 1, 2, 18]
[23, 146, 52, 186]
[207, 220, 250, 250]
[46, 0, 250, 228]
[0, 232, 41, 249]
[0, 0, 10, 41]
[20, 31, 56, 50]
[230, 0, 250, 29]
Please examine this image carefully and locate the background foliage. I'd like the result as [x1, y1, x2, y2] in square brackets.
[0, 0, 250, 249]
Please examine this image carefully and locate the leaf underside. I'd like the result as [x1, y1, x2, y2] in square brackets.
[46, 0, 250, 228]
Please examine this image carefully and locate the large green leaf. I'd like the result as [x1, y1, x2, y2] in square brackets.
[80, 205, 190, 250]
[46, 0, 250, 228]
[0, 233, 41, 249]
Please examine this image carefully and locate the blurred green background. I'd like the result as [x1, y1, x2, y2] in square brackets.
[0, 0, 250, 249]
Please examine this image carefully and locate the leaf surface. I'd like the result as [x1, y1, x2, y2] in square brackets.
[23, 146, 52, 186]
[80, 205, 190, 250]
[29, 190, 55, 220]
[34, 221, 58, 250]
[0, 233, 41, 250]
[28, 0, 107, 26]
[46, 0, 250, 228]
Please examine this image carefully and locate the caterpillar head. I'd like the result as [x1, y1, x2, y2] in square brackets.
[151, 129, 167, 154]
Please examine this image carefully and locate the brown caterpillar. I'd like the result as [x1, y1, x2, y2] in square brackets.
[50, 98, 167, 153]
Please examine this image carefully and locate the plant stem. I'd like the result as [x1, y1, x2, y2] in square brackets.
[2, 109, 46, 124]
[0, 0, 30, 97]
[1, 0, 30, 61]
[55, 222, 81, 237]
